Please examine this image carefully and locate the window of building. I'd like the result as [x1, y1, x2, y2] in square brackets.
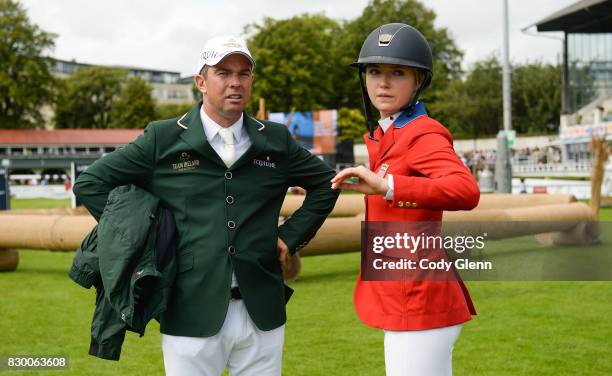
[568, 33, 612, 113]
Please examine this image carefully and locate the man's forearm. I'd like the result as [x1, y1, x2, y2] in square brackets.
[278, 185, 339, 253]
[73, 172, 116, 221]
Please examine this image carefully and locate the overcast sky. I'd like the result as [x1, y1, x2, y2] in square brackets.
[20, 0, 575, 77]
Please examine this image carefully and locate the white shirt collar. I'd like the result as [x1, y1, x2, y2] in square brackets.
[199, 105, 244, 143]
[378, 111, 403, 133]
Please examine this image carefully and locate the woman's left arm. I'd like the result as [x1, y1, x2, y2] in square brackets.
[389, 133, 480, 211]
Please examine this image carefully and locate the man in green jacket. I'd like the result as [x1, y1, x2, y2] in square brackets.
[73, 35, 339, 376]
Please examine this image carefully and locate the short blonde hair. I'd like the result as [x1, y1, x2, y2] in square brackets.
[411, 67, 426, 89]
[405, 67, 426, 103]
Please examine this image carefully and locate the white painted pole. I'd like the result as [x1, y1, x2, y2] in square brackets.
[496, 0, 513, 193]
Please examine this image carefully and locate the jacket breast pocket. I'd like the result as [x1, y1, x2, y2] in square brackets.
[178, 250, 194, 273]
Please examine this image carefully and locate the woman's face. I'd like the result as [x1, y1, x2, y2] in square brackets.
[365, 64, 417, 119]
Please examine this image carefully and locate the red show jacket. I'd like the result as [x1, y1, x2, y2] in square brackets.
[354, 106, 480, 331]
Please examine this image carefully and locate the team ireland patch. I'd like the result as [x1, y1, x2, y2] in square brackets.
[172, 151, 200, 171]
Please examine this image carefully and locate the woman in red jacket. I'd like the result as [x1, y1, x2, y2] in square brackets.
[331, 23, 480, 376]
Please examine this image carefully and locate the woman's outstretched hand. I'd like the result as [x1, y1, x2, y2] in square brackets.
[331, 166, 388, 195]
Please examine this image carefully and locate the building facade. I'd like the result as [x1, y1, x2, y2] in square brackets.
[532, 0, 612, 163]
[50, 58, 195, 105]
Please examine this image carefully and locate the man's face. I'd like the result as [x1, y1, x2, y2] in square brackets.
[195, 54, 253, 124]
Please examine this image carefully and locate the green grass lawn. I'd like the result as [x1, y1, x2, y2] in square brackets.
[1, 199, 612, 375]
[8, 198, 71, 210]
[599, 207, 612, 221]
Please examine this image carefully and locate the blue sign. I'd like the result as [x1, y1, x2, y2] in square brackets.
[268, 110, 337, 154]
[0, 167, 9, 210]
[269, 112, 315, 150]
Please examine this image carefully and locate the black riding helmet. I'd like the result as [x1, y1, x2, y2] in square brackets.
[352, 23, 433, 140]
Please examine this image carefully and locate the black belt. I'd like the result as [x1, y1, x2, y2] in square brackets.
[230, 287, 242, 300]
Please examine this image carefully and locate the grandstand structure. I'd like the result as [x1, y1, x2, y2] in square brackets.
[530, 0, 612, 164]
[0, 129, 142, 181]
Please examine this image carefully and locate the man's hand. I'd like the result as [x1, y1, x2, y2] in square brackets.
[277, 237, 300, 281]
[331, 166, 388, 195]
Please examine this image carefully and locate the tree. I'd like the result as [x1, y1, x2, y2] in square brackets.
[512, 62, 561, 134]
[432, 57, 562, 139]
[431, 57, 502, 139]
[54, 67, 126, 129]
[244, 0, 462, 124]
[245, 14, 341, 113]
[155, 102, 194, 121]
[109, 76, 156, 128]
[336, 107, 366, 164]
[334, 0, 463, 112]
[337, 107, 366, 142]
[0, 0, 56, 128]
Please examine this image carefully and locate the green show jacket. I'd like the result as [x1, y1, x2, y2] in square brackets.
[73, 102, 339, 336]
[70, 185, 178, 360]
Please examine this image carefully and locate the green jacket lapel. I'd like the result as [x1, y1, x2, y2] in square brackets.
[231, 114, 268, 169]
[177, 102, 225, 167]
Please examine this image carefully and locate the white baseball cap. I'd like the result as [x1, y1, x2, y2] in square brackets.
[196, 35, 255, 74]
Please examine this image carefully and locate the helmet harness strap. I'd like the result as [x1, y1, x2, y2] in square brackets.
[358, 65, 380, 142]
